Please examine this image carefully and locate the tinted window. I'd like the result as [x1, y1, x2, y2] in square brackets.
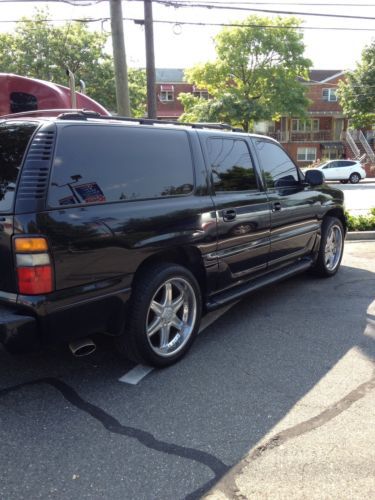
[207, 138, 257, 192]
[0, 121, 37, 212]
[10, 92, 38, 114]
[255, 139, 299, 188]
[48, 125, 194, 206]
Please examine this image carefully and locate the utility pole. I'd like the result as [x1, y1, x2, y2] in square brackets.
[144, 0, 157, 119]
[110, 0, 131, 116]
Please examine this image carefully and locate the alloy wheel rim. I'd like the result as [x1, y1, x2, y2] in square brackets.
[146, 277, 197, 357]
[351, 174, 360, 183]
[324, 225, 343, 271]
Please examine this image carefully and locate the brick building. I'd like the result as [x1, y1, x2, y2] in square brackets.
[155, 68, 375, 175]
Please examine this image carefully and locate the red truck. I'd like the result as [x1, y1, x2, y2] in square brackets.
[0, 73, 109, 116]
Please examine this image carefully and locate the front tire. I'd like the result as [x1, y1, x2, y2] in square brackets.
[115, 263, 202, 367]
[311, 216, 344, 277]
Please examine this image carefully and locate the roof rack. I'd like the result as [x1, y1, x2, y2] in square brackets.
[56, 110, 244, 132]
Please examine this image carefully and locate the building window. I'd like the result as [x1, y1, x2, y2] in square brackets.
[291, 119, 319, 132]
[193, 90, 209, 99]
[160, 91, 174, 102]
[297, 147, 317, 162]
[322, 88, 337, 102]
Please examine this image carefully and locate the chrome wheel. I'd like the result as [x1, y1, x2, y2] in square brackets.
[324, 224, 343, 271]
[146, 277, 197, 358]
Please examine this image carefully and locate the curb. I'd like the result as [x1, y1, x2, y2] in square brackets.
[346, 231, 375, 241]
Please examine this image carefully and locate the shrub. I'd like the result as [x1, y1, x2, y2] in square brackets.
[346, 208, 375, 231]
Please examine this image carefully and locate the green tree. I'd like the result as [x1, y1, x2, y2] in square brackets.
[179, 16, 311, 131]
[337, 42, 375, 128]
[0, 10, 146, 116]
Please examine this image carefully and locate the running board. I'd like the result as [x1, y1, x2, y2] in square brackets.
[206, 258, 313, 311]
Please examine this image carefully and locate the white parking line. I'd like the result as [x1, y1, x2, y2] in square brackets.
[118, 301, 239, 385]
[118, 364, 154, 385]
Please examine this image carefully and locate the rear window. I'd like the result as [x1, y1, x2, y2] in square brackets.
[0, 121, 37, 212]
[48, 125, 195, 207]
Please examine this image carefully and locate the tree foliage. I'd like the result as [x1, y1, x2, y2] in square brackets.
[337, 42, 375, 128]
[0, 10, 146, 116]
[179, 16, 311, 131]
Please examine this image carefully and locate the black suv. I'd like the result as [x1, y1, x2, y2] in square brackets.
[0, 113, 346, 367]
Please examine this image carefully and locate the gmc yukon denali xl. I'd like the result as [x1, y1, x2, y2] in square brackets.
[0, 112, 346, 367]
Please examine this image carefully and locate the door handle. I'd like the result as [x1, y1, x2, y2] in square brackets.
[272, 202, 282, 212]
[222, 208, 237, 222]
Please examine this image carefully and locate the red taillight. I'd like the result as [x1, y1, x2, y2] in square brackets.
[17, 266, 53, 295]
[13, 236, 54, 295]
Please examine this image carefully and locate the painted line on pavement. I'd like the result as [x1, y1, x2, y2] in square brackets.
[118, 364, 154, 385]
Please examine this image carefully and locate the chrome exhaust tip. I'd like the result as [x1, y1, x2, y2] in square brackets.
[69, 338, 96, 357]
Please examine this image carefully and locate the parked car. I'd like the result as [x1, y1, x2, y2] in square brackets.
[0, 112, 346, 367]
[310, 159, 366, 184]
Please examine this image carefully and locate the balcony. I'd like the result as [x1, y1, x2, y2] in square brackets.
[267, 131, 339, 143]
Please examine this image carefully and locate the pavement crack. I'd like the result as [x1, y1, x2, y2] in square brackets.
[207, 373, 375, 499]
[0, 377, 229, 483]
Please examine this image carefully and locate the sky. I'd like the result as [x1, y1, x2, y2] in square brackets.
[0, 0, 374, 71]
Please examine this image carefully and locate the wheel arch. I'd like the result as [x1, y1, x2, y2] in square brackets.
[324, 208, 347, 234]
[132, 246, 207, 297]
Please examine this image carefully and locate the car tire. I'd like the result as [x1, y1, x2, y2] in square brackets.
[340, 180, 349, 184]
[349, 172, 361, 184]
[115, 262, 202, 367]
[310, 216, 344, 278]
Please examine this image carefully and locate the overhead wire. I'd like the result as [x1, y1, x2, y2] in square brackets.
[148, 0, 375, 21]
[0, 16, 374, 32]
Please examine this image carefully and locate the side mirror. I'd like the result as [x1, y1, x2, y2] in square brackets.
[304, 169, 324, 186]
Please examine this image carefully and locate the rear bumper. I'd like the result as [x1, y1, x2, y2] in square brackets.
[0, 305, 39, 353]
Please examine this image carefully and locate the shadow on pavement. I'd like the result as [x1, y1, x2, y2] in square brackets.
[0, 257, 374, 499]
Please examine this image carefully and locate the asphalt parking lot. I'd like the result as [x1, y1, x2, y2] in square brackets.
[326, 179, 375, 215]
[0, 241, 374, 499]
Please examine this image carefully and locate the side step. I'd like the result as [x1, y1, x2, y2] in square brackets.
[206, 258, 313, 311]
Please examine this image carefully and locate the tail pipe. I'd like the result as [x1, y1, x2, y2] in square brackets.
[69, 338, 96, 357]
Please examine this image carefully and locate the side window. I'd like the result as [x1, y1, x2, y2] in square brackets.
[10, 92, 38, 113]
[340, 160, 355, 167]
[255, 139, 299, 189]
[207, 138, 257, 192]
[329, 161, 339, 168]
[48, 126, 194, 207]
[0, 122, 37, 212]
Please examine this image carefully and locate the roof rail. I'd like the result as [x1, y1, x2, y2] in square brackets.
[56, 111, 244, 132]
[0, 108, 244, 132]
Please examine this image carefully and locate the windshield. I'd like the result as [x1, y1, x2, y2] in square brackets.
[0, 121, 37, 212]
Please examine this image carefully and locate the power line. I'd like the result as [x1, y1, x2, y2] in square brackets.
[149, 0, 375, 21]
[137, 19, 375, 31]
[126, 0, 375, 6]
[0, 16, 374, 32]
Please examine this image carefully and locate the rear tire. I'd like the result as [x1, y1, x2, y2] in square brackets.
[311, 216, 344, 277]
[115, 262, 202, 367]
[349, 172, 360, 184]
[340, 180, 348, 184]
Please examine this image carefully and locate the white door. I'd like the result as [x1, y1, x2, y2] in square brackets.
[322, 161, 341, 180]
